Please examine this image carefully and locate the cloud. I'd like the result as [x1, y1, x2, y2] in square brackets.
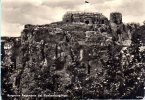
[2, 1, 64, 24]
[42, 1, 82, 9]
[1, 0, 145, 36]
[2, 1, 66, 36]
[41, 0, 113, 9]
[1, 22, 23, 37]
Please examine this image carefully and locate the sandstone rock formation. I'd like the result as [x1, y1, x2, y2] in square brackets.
[1, 11, 145, 99]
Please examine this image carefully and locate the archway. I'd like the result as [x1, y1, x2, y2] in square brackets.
[85, 20, 89, 24]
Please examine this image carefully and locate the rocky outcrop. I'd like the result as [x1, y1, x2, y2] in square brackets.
[2, 11, 145, 99]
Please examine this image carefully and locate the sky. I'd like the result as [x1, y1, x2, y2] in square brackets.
[1, 0, 145, 37]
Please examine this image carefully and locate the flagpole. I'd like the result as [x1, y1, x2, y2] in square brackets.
[84, 0, 86, 13]
[84, 1, 86, 13]
[84, 1, 89, 13]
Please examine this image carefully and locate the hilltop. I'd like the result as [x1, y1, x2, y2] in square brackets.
[1, 11, 145, 99]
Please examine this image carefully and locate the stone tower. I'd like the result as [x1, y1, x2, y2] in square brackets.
[110, 12, 122, 24]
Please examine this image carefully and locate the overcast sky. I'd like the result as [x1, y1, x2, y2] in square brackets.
[2, 0, 145, 37]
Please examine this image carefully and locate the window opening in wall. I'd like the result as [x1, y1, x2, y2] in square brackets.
[102, 20, 104, 24]
[85, 20, 89, 24]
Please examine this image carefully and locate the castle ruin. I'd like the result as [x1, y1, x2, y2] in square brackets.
[1, 11, 145, 99]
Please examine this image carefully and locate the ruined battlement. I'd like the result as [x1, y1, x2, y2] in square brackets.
[63, 11, 109, 25]
[62, 11, 124, 25]
[2, 10, 145, 100]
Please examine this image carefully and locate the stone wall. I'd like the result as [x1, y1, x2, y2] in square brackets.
[110, 12, 122, 24]
[2, 11, 145, 99]
[63, 12, 109, 25]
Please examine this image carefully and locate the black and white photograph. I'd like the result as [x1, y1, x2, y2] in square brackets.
[1, 0, 145, 99]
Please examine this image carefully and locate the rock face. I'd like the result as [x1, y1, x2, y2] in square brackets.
[2, 11, 145, 99]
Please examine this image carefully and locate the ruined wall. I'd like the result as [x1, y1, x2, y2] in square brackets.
[109, 13, 136, 43]
[2, 12, 145, 99]
[63, 12, 109, 25]
[110, 12, 122, 24]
